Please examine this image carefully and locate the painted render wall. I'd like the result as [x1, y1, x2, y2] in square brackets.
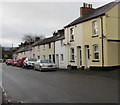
[55, 39, 67, 69]
[32, 45, 40, 59]
[39, 42, 54, 61]
[82, 3, 120, 68]
[65, 24, 83, 68]
[25, 50, 32, 58]
[82, 17, 103, 68]
[32, 42, 55, 61]
[106, 3, 120, 66]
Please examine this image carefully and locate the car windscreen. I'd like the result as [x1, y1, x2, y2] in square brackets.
[40, 60, 53, 63]
[28, 58, 37, 61]
[14, 60, 18, 62]
[8, 59, 13, 62]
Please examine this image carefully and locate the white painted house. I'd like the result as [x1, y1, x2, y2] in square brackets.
[55, 29, 67, 69]
[64, 23, 83, 69]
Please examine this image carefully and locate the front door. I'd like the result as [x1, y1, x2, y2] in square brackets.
[79, 48, 82, 67]
[86, 46, 90, 68]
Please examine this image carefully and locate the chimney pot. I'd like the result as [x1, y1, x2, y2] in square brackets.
[80, 3, 94, 16]
[83, 3, 85, 7]
[91, 4, 92, 8]
[88, 4, 90, 8]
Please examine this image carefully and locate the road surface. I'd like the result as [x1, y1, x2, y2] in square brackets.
[2, 63, 119, 103]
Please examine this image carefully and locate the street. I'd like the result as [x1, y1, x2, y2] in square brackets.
[0, 63, 2, 104]
[2, 63, 119, 103]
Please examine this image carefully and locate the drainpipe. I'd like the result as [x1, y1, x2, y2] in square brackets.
[54, 41, 55, 63]
[100, 16, 104, 68]
[12, 44, 13, 59]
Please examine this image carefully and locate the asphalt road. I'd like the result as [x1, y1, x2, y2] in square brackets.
[2, 63, 119, 103]
[0, 63, 2, 104]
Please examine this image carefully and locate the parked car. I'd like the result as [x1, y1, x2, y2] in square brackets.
[0, 59, 3, 63]
[6, 59, 14, 65]
[12, 59, 19, 66]
[34, 59, 57, 71]
[23, 58, 37, 69]
[17, 57, 26, 67]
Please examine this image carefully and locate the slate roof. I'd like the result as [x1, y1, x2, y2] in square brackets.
[32, 36, 55, 47]
[54, 35, 65, 41]
[16, 47, 25, 53]
[39, 36, 58, 45]
[23, 45, 32, 52]
[32, 29, 65, 47]
[64, 1, 119, 28]
[32, 39, 43, 47]
[16, 45, 32, 53]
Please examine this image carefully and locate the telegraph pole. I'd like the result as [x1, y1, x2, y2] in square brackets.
[12, 44, 13, 59]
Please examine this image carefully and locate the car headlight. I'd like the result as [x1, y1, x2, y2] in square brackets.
[53, 64, 56, 67]
[27, 63, 31, 65]
[40, 64, 45, 67]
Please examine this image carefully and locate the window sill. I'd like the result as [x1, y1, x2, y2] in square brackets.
[70, 60, 75, 62]
[61, 61, 64, 64]
[70, 40, 74, 42]
[92, 59, 99, 62]
[92, 35, 98, 38]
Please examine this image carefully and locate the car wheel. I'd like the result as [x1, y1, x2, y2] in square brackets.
[39, 66, 42, 72]
[26, 66, 28, 69]
[34, 66, 36, 70]
[22, 65, 25, 68]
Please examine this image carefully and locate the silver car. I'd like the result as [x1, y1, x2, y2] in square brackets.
[23, 58, 37, 69]
[34, 59, 57, 71]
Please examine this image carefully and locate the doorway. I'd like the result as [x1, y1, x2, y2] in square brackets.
[85, 45, 90, 68]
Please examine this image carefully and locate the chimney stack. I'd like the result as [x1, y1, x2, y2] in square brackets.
[80, 3, 93, 16]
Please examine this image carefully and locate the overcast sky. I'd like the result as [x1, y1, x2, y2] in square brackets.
[1, 0, 115, 47]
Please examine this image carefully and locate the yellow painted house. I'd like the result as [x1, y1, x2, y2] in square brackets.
[32, 32, 61, 63]
[64, 1, 120, 70]
[32, 36, 56, 62]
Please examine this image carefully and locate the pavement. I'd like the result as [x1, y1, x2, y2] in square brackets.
[2, 63, 120, 103]
[60, 68, 120, 80]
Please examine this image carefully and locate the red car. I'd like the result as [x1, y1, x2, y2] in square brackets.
[12, 60, 19, 66]
[17, 57, 26, 67]
[6, 59, 14, 65]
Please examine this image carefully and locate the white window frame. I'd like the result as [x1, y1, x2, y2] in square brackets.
[71, 48, 75, 61]
[93, 44, 99, 60]
[49, 54, 51, 60]
[43, 55, 46, 59]
[60, 54, 64, 62]
[38, 56, 40, 59]
[33, 54, 35, 58]
[33, 47, 35, 52]
[70, 28, 74, 41]
[60, 40, 63, 47]
[43, 44, 45, 50]
[48, 43, 51, 49]
[38, 45, 40, 51]
[92, 21, 98, 36]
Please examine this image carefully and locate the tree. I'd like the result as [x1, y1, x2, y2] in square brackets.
[22, 34, 45, 43]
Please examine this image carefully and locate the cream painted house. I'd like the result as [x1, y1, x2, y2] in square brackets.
[32, 29, 68, 69]
[32, 33, 59, 63]
[32, 40, 42, 59]
[16, 45, 32, 59]
[65, 1, 120, 70]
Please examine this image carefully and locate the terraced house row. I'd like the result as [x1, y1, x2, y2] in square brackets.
[13, 1, 120, 70]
